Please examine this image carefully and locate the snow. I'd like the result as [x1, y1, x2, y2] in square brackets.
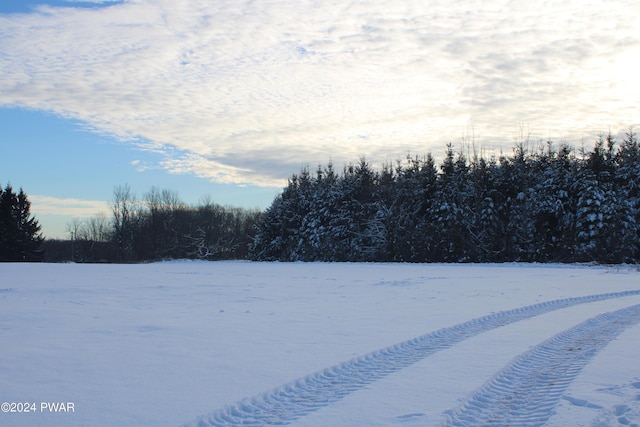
[1, 261, 639, 426]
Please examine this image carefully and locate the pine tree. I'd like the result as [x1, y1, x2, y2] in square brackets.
[299, 163, 339, 261]
[431, 145, 472, 261]
[391, 154, 438, 262]
[614, 128, 640, 260]
[250, 131, 640, 264]
[527, 142, 575, 261]
[249, 173, 308, 261]
[467, 155, 503, 261]
[0, 184, 44, 261]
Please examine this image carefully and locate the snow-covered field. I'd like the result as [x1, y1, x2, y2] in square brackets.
[1, 262, 640, 427]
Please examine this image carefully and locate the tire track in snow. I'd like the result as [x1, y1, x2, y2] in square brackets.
[183, 290, 640, 427]
[443, 303, 640, 427]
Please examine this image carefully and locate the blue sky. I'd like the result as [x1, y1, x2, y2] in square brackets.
[0, 0, 124, 14]
[1, 0, 639, 239]
[1, 107, 278, 238]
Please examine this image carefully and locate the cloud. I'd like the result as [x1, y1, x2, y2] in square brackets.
[159, 153, 284, 187]
[30, 195, 111, 217]
[63, 0, 121, 3]
[1, 0, 640, 185]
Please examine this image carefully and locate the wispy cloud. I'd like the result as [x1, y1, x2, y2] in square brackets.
[1, 0, 639, 185]
[63, 0, 122, 3]
[30, 195, 111, 217]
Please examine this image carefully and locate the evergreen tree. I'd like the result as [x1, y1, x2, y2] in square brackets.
[249, 173, 307, 261]
[250, 132, 640, 264]
[0, 184, 44, 261]
[344, 159, 383, 261]
[431, 145, 472, 261]
[614, 128, 640, 260]
[391, 154, 438, 262]
[467, 155, 503, 261]
[526, 142, 576, 261]
[299, 163, 340, 261]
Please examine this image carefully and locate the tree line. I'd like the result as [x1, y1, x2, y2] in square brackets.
[4, 128, 640, 264]
[249, 130, 640, 263]
[43, 186, 262, 263]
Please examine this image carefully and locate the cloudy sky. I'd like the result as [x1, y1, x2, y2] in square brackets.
[1, 0, 639, 238]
